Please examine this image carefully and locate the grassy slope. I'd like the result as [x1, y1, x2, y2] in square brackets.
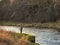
[0, 30, 39, 45]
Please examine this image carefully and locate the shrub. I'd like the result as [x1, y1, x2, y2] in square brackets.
[28, 35, 35, 43]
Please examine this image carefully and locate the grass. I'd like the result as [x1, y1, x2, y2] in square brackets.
[0, 30, 39, 45]
[0, 21, 60, 29]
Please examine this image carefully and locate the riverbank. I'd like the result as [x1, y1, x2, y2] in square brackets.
[0, 21, 60, 29]
[0, 30, 39, 45]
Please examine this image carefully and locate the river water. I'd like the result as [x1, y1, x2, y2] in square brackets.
[0, 26, 60, 45]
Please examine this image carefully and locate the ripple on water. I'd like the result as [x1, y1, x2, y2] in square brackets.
[0, 26, 60, 45]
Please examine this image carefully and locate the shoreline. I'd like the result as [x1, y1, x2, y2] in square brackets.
[0, 21, 60, 29]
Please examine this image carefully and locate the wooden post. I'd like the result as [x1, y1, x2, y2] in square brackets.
[20, 26, 23, 33]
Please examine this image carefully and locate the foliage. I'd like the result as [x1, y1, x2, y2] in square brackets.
[28, 35, 35, 43]
[0, 0, 59, 23]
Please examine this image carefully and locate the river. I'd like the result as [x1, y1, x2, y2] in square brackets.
[0, 26, 60, 45]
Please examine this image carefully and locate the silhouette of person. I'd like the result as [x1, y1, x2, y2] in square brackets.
[20, 26, 23, 33]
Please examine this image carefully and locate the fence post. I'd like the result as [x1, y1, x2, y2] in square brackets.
[20, 26, 23, 33]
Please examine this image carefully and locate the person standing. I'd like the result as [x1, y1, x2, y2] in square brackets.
[20, 26, 23, 33]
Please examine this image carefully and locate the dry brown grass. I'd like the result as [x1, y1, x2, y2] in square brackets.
[0, 30, 12, 40]
[0, 30, 39, 45]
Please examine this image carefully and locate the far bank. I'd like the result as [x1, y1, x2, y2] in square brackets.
[0, 21, 60, 29]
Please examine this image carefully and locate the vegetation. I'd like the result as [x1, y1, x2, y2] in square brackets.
[0, 30, 39, 45]
[0, 0, 60, 29]
[0, 21, 60, 29]
[0, 0, 60, 22]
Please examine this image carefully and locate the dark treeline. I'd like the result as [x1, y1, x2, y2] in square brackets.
[0, 0, 60, 23]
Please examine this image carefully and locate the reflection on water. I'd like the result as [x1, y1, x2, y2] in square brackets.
[0, 26, 60, 45]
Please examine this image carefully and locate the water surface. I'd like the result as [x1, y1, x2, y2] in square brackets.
[0, 26, 60, 45]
